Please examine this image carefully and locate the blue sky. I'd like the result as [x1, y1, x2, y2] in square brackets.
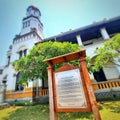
[0, 0, 120, 66]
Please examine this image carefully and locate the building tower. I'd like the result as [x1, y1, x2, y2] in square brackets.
[0, 5, 44, 102]
[12, 5, 44, 62]
[20, 5, 44, 39]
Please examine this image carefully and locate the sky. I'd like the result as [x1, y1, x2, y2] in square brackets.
[0, 0, 120, 66]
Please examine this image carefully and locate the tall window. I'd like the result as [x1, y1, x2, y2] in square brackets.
[15, 72, 24, 91]
[0, 70, 3, 74]
[24, 49, 27, 56]
[28, 20, 30, 26]
[23, 22, 27, 28]
[23, 20, 30, 28]
[19, 49, 27, 59]
[42, 79, 48, 89]
[19, 50, 22, 59]
[8, 56, 10, 65]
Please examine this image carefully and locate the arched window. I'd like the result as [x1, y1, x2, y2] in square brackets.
[7, 56, 11, 65]
[91, 55, 107, 82]
[19, 50, 22, 59]
[15, 72, 24, 91]
[42, 79, 48, 89]
[17, 46, 28, 59]
[93, 68, 107, 82]
[24, 49, 27, 56]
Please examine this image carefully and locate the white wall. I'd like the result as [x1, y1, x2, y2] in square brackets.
[103, 63, 120, 79]
[11, 37, 35, 62]
[2, 35, 40, 91]
[85, 40, 104, 57]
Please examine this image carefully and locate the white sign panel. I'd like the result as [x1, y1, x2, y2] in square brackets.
[55, 69, 87, 108]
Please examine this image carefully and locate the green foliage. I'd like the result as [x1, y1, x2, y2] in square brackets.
[88, 34, 120, 72]
[13, 41, 80, 84]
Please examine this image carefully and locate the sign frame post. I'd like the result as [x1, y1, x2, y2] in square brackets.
[47, 63, 57, 120]
[44, 49, 101, 120]
[79, 57, 101, 120]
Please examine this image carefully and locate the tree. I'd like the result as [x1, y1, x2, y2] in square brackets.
[89, 34, 120, 72]
[13, 41, 80, 84]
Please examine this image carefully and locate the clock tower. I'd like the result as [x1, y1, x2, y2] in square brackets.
[20, 5, 44, 39]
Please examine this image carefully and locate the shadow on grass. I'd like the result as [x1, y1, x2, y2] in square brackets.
[103, 101, 120, 113]
[8, 105, 94, 120]
[98, 103, 103, 111]
[57, 112, 93, 120]
[8, 104, 50, 120]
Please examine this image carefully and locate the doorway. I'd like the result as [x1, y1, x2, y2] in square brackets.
[93, 69, 107, 82]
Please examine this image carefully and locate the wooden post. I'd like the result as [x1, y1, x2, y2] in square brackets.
[80, 58, 101, 120]
[47, 62, 57, 120]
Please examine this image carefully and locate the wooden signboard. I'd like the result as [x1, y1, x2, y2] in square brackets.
[53, 65, 91, 112]
[44, 50, 101, 120]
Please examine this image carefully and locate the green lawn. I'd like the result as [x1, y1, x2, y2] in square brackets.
[0, 101, 120, 120]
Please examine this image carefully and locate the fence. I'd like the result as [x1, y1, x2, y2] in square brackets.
[92, 79, 120, 100]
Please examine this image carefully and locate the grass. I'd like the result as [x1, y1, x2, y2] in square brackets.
[0, 101, 120, 120]
[99, 101, 120, 120]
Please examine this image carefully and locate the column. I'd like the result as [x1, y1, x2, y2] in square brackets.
[1, 79, 7, 103]
[76, 35, 83, 46]
[0, 85, 4, 103]
[79, 57, 101, 120]
[3, 82, 7, 103]
[100, 27, 110, 40]
[47, 63, 57, 120]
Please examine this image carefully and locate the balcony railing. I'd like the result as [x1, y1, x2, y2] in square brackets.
[92, 79, 120, 90]
[5, 79, 120, 100]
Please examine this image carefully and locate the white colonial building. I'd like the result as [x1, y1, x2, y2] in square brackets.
[0, 5, 120, 102]
[0, 5, 45, 102]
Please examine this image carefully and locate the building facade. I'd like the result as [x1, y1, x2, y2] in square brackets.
[44, 16, 120, 82]
[0, 5, 44, 102]
[0, 5, 120, 102]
